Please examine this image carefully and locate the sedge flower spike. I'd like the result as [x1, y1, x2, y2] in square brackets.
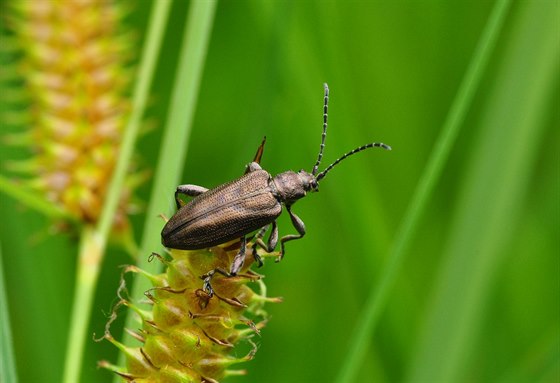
[99, 240, 281, 382]
[2, 0, 138, 230]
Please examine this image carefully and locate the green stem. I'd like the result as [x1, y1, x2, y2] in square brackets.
[0, 243, 18, 383]
[335, 1, 512, 382]
[61, 1, 171, 382]
[62, 226, 101, 383]
[95, 1, 171, 242]
[117, 1, 218, 367]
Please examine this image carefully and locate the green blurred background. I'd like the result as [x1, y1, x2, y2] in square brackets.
[1, 1, 558, 382]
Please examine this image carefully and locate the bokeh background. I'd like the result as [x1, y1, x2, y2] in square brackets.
[1, 1, 558, 382]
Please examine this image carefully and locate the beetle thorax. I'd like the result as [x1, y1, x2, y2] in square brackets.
[272, 170, 318, 204]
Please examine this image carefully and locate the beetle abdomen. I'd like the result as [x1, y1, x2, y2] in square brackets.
[162, 170, 282, 250]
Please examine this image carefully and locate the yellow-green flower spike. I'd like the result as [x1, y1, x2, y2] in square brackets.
[2, 0, 136, 231]
[102, 241, 280, 382]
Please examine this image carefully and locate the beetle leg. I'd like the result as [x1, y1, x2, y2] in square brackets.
[253, 220, 278, 257]
[278, 206, 306, 262]
[268, 220, 279, 251]
[251, 221, 278, 267]
[251, 226, 268, 267]
[202, 236, 248, 296]
[174, 184, 209, 209]
[229, 236, 247, 276]
[252, 252, 263, 268]
[201, 268, 230, 297]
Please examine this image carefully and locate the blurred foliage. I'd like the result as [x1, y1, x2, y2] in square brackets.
[1, 1, 558, 383]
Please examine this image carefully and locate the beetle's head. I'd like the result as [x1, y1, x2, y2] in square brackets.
[273, 170, 318, 204]
[297, 170, 319, 193]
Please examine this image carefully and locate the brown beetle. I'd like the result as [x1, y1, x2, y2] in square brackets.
[161, 84, 391, 295]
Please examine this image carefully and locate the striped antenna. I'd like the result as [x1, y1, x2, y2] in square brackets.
[316, 142, 391, 182]
[311, 83, 329, 176]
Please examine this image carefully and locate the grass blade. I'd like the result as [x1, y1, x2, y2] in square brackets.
[335, 1, 512, 382]
[96, 0, 173, 242]
[0, 244, 18, 383]
[115, 0, 218, 368]
[408, 2, 559, 381]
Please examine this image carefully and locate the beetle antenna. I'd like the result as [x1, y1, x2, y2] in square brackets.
[312, 83, 329, 176]
[316, 142, 391, 182]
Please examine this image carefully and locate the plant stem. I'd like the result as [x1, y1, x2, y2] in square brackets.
[62, 226, 102, 383]
[95, 1, 171, 243]
[335, 1, 512, 382]
[0, 243, 18, 383]
[117, 0, 218, 362]
[61, 1, 171, 382]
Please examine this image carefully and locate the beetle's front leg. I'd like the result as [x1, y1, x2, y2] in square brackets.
[174, 184, 209, 209]
[278, 206, 306, 262]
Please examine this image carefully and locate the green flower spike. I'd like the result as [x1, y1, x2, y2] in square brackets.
[100, 240, 281, 382]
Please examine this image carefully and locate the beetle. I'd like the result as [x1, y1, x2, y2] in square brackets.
[161, 84, 391, 295]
